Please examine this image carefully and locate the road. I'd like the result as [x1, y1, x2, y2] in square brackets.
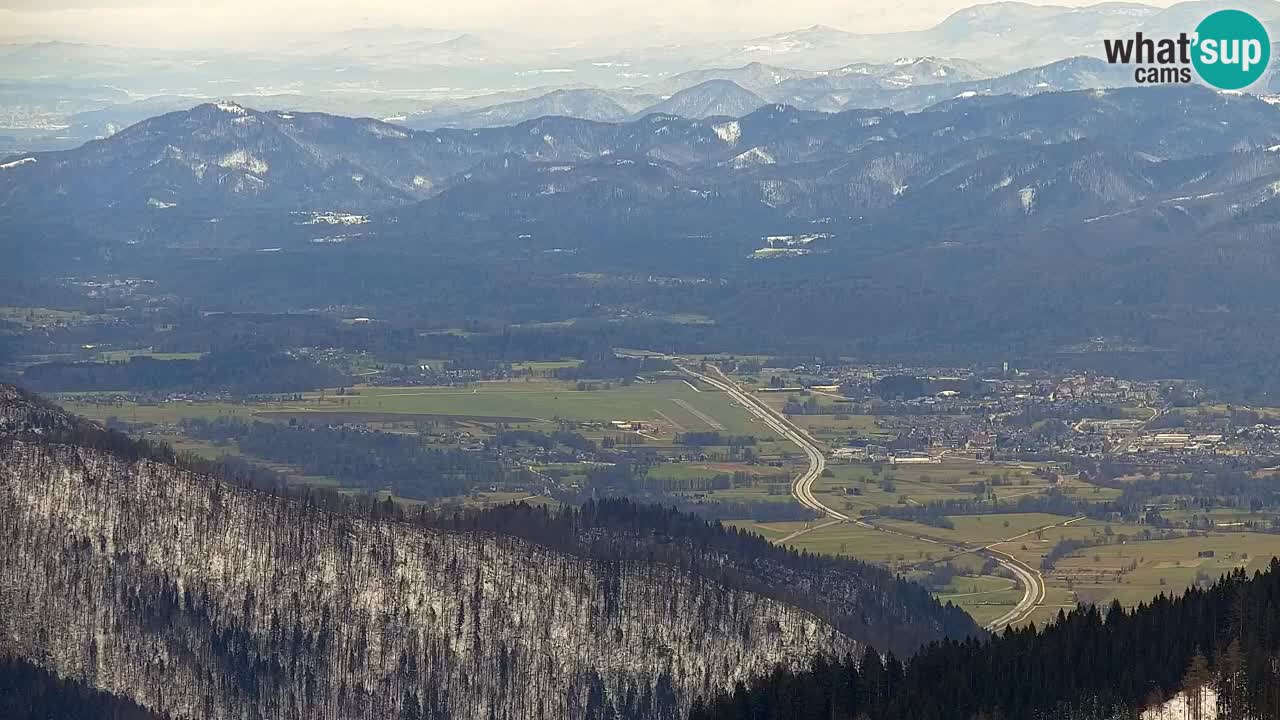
[677, 362, 846, 521]
[677, 360, 1075, 632]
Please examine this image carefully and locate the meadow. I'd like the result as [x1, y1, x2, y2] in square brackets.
[57, 377, 764, 436]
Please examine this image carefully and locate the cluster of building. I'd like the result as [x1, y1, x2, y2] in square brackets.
[758, 360, 1280, 464]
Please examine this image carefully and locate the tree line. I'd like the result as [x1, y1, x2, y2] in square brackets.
[693, 562, 1280, 720]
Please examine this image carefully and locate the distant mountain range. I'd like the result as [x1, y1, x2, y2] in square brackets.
[11, 84, 1280, 397]
[6, 85, 1280, 236]
[8, 0, 1280, 152]
[710, 0, 1280, 70]
[399, 56, 1132, 130]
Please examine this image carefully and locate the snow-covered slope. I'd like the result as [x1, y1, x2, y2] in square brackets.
[0, 389, 857, 719]
[1141, 687, 1218, 719]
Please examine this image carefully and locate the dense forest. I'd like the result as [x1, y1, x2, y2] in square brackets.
[0, 655, 171, 720]
[694, 562, 1280, 720]
[10, 381, 1279, 720]
[0, 384, 976, 719]
[428, 500, 978, 655]
[181, 417, 519, 499]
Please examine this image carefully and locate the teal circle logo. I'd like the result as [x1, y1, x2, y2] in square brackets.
[1192, 10, 1270, 90]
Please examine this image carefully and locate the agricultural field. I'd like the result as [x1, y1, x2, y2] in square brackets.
[730, 519, 949, 568]
[933, 573, 1027, 627]
[1047, 531, 1280, 608]
[807, 458, 1077, 515]
[56, 377, 764, 437]
[0, 306, 91, 328]
[282, 379, 762, 435]
[873, 512, 1085, 547]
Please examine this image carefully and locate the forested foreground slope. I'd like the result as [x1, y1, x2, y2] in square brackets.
[0, 655, 172, 720]
[0, 384, 965, 720]
[693, 565, 1280, 720]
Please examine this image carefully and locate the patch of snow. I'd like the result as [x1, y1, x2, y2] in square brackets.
[412, 175, 431, 189]
[1019, 187, 1036, 214]
[214, 102, 247, 115]
[310, 233, 364, 243]
[1083, 208, 1138, 223]
[1140, 688, 1217, 720]
[731, 147, 776, 168]
[1163, 192, 1221, 202]
[216, 149, 268, 174]
[300, 212, 369, 226]
[752, 247, 812, 258]
[956, 90, 980, 99]
[712, 120, 741, 145]
[364, 122, 409, 140]
[147, 198, 176, 209]
[0, 157, 35, 170]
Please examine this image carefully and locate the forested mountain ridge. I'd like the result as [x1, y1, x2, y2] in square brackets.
[6, 85, 1280, 222]
[0, 384, 967, 719]
[431, 501, 980, 655]
[694, 564, 1280, 720]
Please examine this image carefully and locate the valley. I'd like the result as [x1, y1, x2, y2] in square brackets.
[10, 2, 1280, 716]
[28, 343, 1280, 633]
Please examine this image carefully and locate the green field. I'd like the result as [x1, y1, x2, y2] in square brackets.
[772, 520, 949, 566]
[288, 380, 762, 434]
[1050, 532, 1280, 608]
[59, 398, 267, 424]
[807, 458, 1069, 515]
[935, 574, 1026, 627]
[0, 306, 90, 328]
[874, 512, 1083, 546]
[56, 378, 766, 437]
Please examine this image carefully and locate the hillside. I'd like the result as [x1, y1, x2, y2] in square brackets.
[0, 384, 974, 719]
[14, 86, 1280, 400]
[694, 563, 1280, 719]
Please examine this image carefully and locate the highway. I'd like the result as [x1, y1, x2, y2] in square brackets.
[677, 360, 1063, 632]
[676, 362, 847, 521]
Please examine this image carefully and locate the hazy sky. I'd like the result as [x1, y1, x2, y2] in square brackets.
[0, 0, 1178, 47]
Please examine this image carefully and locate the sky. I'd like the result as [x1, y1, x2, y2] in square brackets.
[0, 0, 1179, 48]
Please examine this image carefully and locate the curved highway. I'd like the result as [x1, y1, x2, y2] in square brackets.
[677, 362, 846, 521]
[678, 360, 1056, 632]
